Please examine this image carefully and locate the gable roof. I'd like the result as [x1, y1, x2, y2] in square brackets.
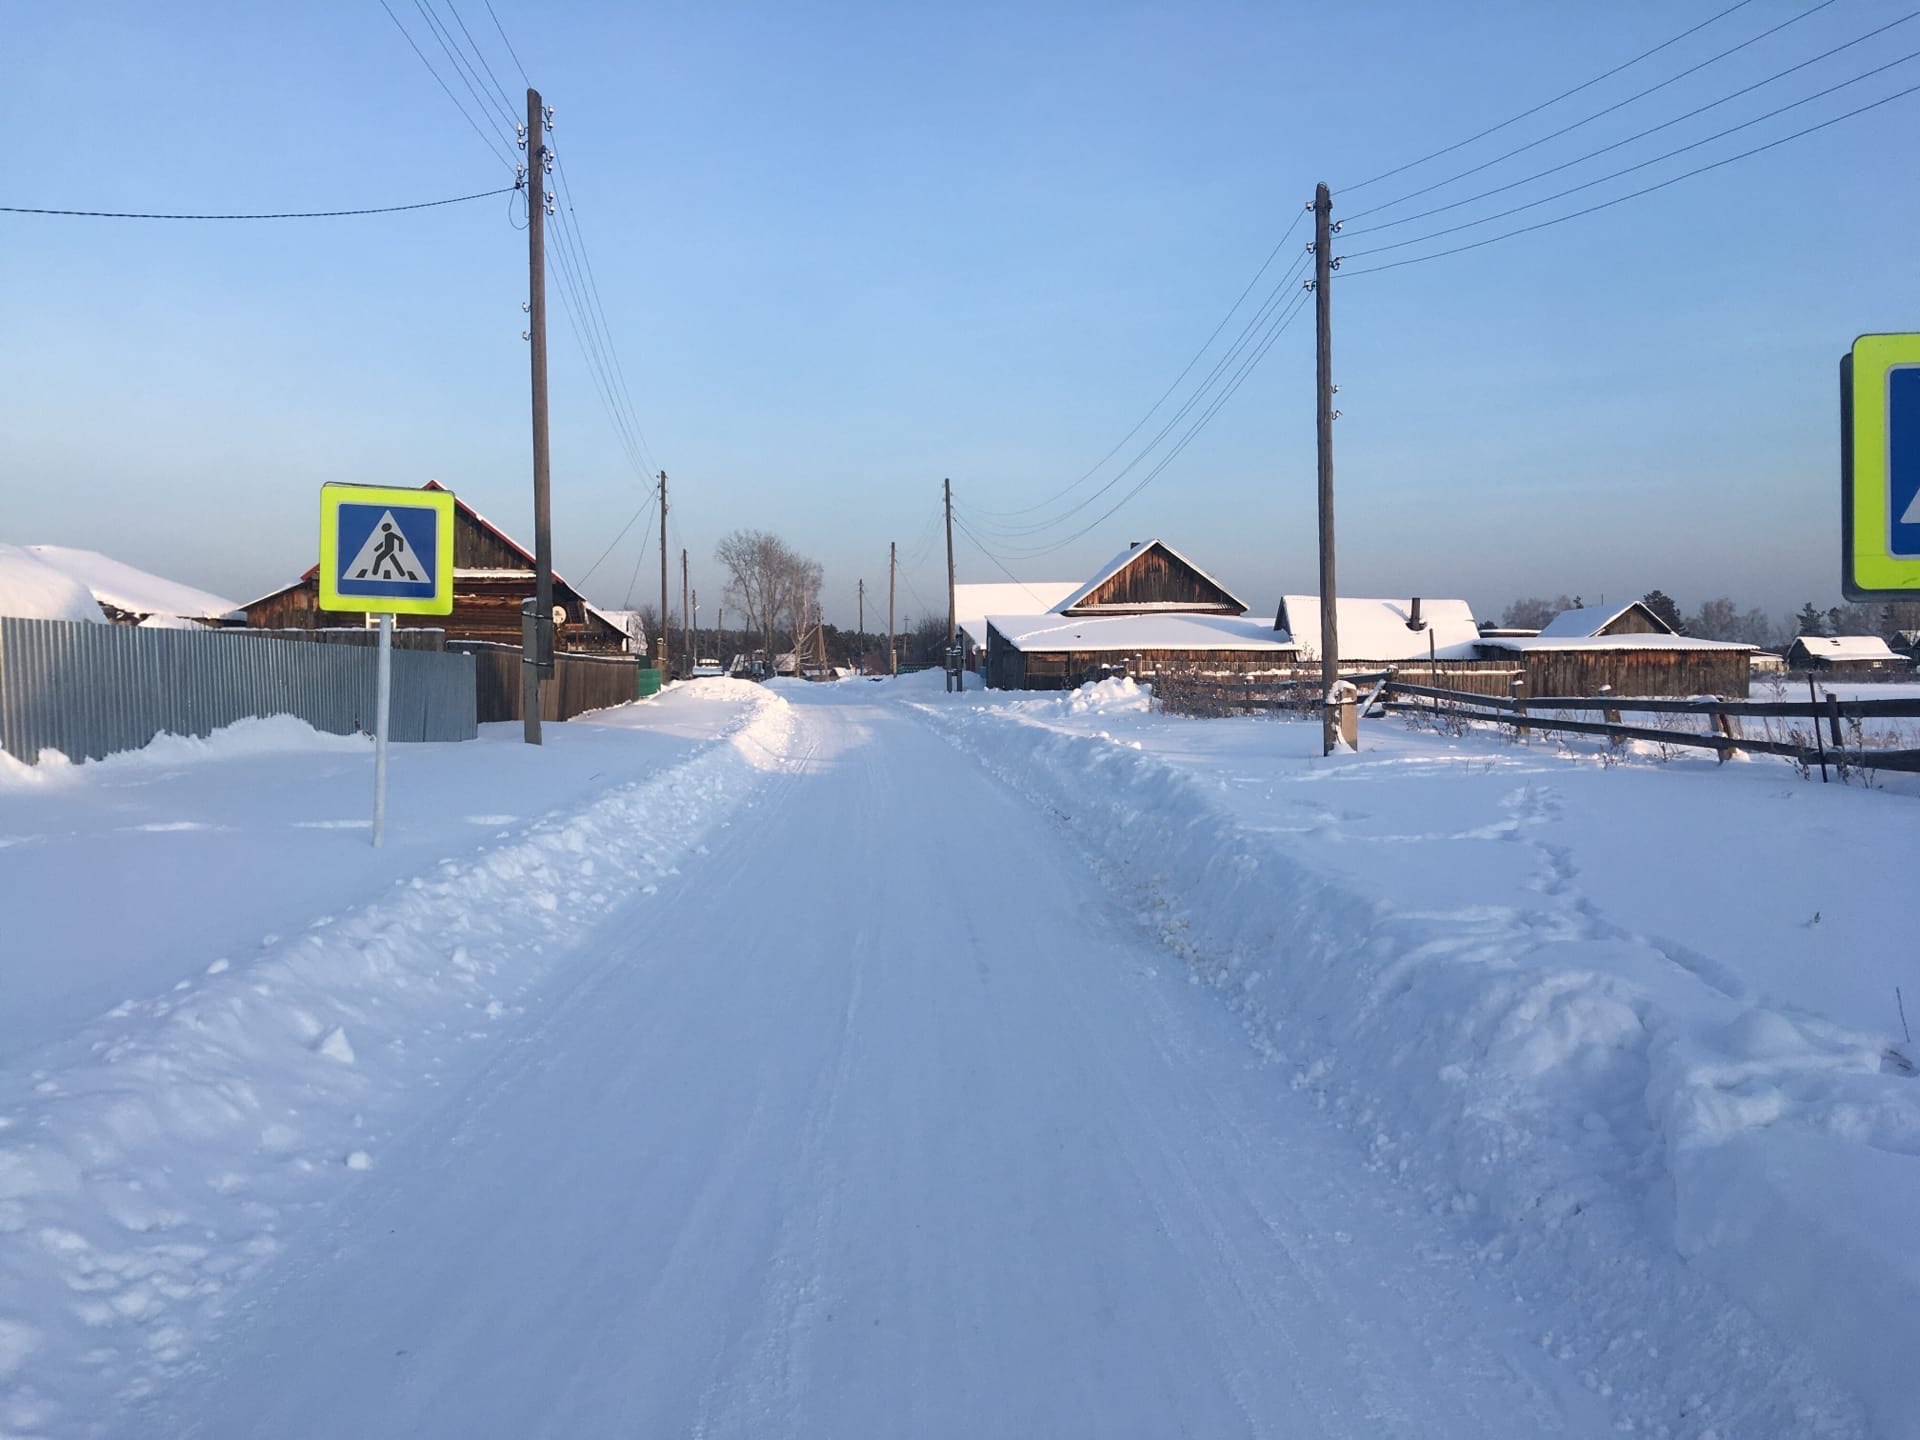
[954, 581, 1080, 648]
[1537, 601, 1674, 639]
[986, 611, 1297, 654]
[25, 544, 241, 621]
[1787, 634, 1901, 661]
[1056, 540, 1247, 615]
[241, 481, 626, 633]
[1275, 597, 1480, 660]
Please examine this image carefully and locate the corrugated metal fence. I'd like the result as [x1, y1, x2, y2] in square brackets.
[0, 617, 477, 764]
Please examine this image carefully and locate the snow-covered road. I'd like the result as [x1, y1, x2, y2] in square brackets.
[124, 686, 1622, 1439]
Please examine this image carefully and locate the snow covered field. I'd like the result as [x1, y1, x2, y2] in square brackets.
[1, 673, 1912, 1436]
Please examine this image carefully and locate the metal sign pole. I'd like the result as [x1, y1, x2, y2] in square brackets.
[372, 612, 392, 848]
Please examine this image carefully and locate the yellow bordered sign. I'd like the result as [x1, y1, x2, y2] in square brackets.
[1843, 333, 1920, 600]
[318, 483, 455, 615]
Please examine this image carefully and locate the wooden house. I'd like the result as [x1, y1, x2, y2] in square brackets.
[1784, 635, 1906, 675]
[983, 541, 1297, 689]
[1275, 596, 1481, 662]
[242, 482, 631, 654]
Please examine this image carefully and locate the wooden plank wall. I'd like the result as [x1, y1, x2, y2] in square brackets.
[452, 643, 640, 723]
[1071, 546, 1238, 612]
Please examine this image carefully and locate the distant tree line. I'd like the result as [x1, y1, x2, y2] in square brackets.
[1499, 592, 1920, 649]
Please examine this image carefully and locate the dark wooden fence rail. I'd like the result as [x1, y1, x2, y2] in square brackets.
[1381, 676, 1920, 777]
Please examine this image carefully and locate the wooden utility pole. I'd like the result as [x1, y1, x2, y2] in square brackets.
[523, 87, 553, 746]
[856, 578, 865, 674]
[1313, 182, 1340, 756]
[944, 477, 958, 693]
[656, 470, 669, 678]
[888, 541, 897, 676]
[681, 548, 691, 675]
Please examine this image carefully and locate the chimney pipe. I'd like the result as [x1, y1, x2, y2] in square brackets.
[1409, 596, 1425, 630]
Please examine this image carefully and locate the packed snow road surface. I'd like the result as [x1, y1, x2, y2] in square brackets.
[115, 686, 1621, 1439]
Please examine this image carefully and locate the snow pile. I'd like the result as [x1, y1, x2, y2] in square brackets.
[0, 685, 796, 1431]
[1064, 676, 1150, 715]
[0, 716, 370, 789]
[0, 544, 105, 624]
[911, 685, 1912, 1435]
[25, 545, 241, 623]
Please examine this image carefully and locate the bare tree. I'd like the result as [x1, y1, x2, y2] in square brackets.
[1500, 595, 1574, 630]
[715, 529, 825, 661]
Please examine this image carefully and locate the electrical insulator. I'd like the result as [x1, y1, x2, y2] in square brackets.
[1331, 221, 1343, 234]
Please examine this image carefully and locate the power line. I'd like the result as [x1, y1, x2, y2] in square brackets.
[378, 0, 515, 169]
[1344, 0, 1847, 225]
[1341, 74, 1920, 276]
[1343, 51, 1920, 262]
[444, 0, 520, 119]
[411, 0, 517, 133]
[978, 206, 1311, 523]
[578, 489, 659, 588]
[622, 502, 659, 609]
[1343, 9, 1919, 239]
[1341, 0, 1762, 194]
[0, 188, 515, 221]
[966, 249, 1313, 544]
[484, 0, 534, 86]
[972, 286, 1313, 560]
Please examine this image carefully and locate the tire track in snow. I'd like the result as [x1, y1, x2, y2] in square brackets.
[0, 687, 797, 1438]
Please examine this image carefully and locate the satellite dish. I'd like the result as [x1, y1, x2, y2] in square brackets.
[552, 605, 568, 627]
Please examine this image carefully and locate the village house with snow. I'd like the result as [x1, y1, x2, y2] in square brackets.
[958, 540, 1760, 696]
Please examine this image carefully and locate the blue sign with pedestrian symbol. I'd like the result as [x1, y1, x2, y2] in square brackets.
[317, 483, 456, 615]
[1889, 365, 1920, 559]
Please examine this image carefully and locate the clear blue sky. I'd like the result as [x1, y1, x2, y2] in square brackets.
[7, 0, 1918, 629]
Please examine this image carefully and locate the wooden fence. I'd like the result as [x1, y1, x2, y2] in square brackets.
[1380, 676, 1920, 778]
[450, 642, 642, 724]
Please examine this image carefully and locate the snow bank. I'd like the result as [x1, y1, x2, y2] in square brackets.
[0, 544, 105, 624]
[0, 686, 796, 1432]
[0, 716, 369, 789]
[913, 687, 1908, 1435]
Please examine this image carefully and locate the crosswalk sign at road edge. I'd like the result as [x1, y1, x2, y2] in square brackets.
[318, 483, 456, 616]
[1843, 332, 1920, 600]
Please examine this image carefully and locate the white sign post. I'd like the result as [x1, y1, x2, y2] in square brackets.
[316, 484, 457, 849]
[372, 613, 393, 848]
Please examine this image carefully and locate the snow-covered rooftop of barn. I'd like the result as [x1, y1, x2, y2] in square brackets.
[954, 582, 1080, 647]
[1537, 603, 1669, 639]
[25, 545, 241, 621]
[1479, 633, 1756, 653]
[1791, 634, 1901, 661]
[1276, 597, 1480, 660]
[0, 544, 107, 624]
[986, 612, 1298, 653]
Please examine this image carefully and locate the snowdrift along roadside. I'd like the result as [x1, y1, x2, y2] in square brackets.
[913, 686, 1910, 1438]
[0, 685, 795, 1438]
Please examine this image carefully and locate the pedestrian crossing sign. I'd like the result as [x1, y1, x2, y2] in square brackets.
[318, 483, 455, 615]
[1843, 333, 1920, 599]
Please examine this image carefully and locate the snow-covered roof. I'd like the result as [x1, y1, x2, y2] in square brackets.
[1275, 597, 1480, 660]
[954, 581, 1080, 647]
[25, 545, 241, 621]
[1536, 602, 1672, 639]
[1479, 633, 1756, 654]
[1788, 634, 1901, 661]
[0, 544, 107, 624]
[986, 611, 1298, 654]
[1056, 540, 1246, 614]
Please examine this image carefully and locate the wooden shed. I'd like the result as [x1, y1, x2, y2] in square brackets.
[1475, 635, 1754, 697]
[242, 482, 633, 655]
